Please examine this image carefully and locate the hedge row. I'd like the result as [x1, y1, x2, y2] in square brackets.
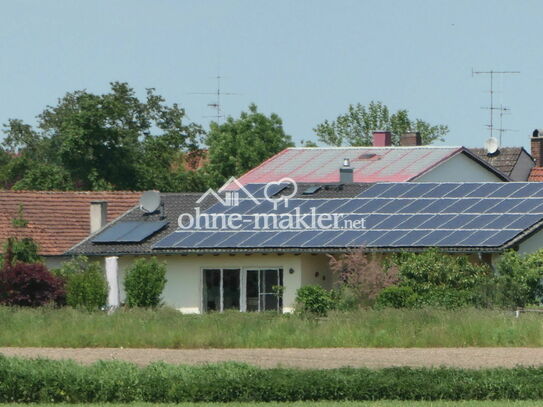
[2, 356, 543, 402]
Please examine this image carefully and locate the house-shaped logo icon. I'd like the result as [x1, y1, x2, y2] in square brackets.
[196, 177, 260, 207]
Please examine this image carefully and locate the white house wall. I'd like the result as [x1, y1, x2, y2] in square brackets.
[416, 153, 503, 182]
[114, 253, 321, 313]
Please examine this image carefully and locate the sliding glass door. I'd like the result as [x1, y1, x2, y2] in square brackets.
[202, 267, 283, 313]
[245, 268, 283, 312]
[202, 268, 240, 312]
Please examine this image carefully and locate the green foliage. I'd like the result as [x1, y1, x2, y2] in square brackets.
[1, 82, 205, 191]
[124, 257, 167, 308]
[487, 250, 543, 309]
[56, 256, 107, 311]
[314, 101, 448, 146]
[205, 103, 294, 187]
[10, 204, 28, 228]
[4, 356, 543, 402]
[376, 286, 417, 309]
[295, 285, 334, 316]
[1, 237, 41, 269]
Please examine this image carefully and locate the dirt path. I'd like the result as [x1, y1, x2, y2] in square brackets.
[2, 347, 543, 369]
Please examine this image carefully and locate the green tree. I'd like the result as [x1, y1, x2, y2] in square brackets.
[314, 101, 448, 146]
[124, 257, 167, 308]
[2, 82, 205, 191]
[205, 104, 293, 187]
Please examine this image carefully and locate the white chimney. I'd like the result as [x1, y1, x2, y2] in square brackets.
[90, 201, 108, 233]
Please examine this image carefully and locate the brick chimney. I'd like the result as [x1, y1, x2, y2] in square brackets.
[400, 131, 422, 146]
[372, 131, 392, 147]
[531, 129, 543, 167]
[90, 201, 108, 233]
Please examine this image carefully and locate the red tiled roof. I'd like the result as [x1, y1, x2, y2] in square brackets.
[0, 191, 141, 256]
[236, 147, 466, 184]
[529, 167, 543, 182]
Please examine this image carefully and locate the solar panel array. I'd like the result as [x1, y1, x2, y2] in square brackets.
[153, 183, 543, 250]
[93, 221, 169, 243]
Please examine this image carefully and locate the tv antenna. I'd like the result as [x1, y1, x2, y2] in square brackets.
[472, 69, 519, 140]
[189, 75, 240, 124]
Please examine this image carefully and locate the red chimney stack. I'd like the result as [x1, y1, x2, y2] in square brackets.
[372, 131, 392, 147]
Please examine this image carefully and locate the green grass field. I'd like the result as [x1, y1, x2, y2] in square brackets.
[0, 306, 541, 348]
[0, 402, 541, 406]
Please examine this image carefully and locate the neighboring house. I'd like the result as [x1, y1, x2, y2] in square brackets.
[469, 147, 535, 181]
[68, 181, 543, 314]
[233, 131, 510, 185]
[0, 191, 141, 269]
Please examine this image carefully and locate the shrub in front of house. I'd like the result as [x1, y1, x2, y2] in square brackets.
[295, 285, 334, 316]
[55, 256, 107, 311]
[5, 356, 543, 402]
[124, 257, 167, 308]
[0, 263, 64, 307]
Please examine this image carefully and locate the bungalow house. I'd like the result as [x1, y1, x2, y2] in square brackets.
[68, 181, 543, 314]
[0, 191, 141, 269]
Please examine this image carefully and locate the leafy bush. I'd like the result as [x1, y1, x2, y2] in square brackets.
[389, 248, 490, 309]
[4, 356, 543, 402]
[295, 285, 333, 316]
[0, 263, 64, 306]
[0, 237, 41, 269]
[328, 248, 398, 306]
[56, 256, 107, 311]
[124, 257, 167, 308]
[376, 286, 417, 308]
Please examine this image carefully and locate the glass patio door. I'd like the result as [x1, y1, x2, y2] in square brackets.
[245, 268, 283, 312]
[203, 268, 240, 312]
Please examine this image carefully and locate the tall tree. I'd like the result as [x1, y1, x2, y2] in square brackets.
[2, 82, 205, 191]
[314, 101, 448, 146]
[205, 104, 293, 187]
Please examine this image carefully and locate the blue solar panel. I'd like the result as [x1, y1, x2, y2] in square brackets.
[458, 230, 496, 246]
[349, 230, 384, 246]
[358, 183, 395, 197]
[391, 230, 430, 246]
[401, 199, 435, 213]
[460, 215, 495, 229]
[401, 183, 439, 198]
[93, 221, 168, 243]
[377, 199, 417, 213]
[441, 199, 481, 213]
[481, 230, 520, 246]
[464, 183, 497, 197]
[422, 184, 459, 198]
[422, 199, 456, 213]
[356, 199, 394, 213]
[443, 183, 481, 197]
[488, 183, 522, 198]
[374, 215, 412, 229]
[283, 230, 324, 246]
[153, 182, 543, 251]
[315, 199, 350, 213]
[215, 231, 256, 247]
[379, 183, 418, 198]
[371, 230, 409, 246]
[414, 230, 454, 246]
[437, 230, 476, 246]
[419, 214, 457, 229]
[440, 214, 477, 229]
[396, 214, 434, 229]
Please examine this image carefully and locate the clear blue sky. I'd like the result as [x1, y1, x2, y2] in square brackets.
[1, 0, 542, 150]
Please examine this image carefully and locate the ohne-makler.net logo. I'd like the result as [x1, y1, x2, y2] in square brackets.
[179, 178, 367, 231]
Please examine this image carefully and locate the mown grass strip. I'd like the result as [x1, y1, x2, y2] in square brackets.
[0, 307, 541, 348]
[3, 356, 543, 402]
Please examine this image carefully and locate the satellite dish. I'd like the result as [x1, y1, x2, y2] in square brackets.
[140, 190, 161, 213]
[484, 137, 499, 155]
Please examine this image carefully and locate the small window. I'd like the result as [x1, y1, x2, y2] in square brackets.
[302, 186, 322, 195]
